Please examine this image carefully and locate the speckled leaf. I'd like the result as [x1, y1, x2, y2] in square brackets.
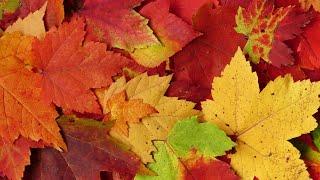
[235, 0, 292, 66]
[202, 48, 320, 179]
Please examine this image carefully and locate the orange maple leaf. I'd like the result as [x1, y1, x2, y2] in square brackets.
[31, 17, 130, 114]
[0, 32, 65, 150]
[106, 91, 157, 136]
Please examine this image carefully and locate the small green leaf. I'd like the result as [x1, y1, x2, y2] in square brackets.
[167, 116, 235, 158]
[135, 141, 180, 180]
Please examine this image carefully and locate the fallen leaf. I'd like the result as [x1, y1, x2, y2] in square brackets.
[80, 0, 159, 52]
[0, 32, 65, 150]
[167, 4, 246, 105]
[167, 117, 235, 158]
[130, 0, 200, 67]
[5, 2, 46, 38]
[26, 116, 145, 180]
[0, 137, 43, 180]
[202, 48, 320, 179]
[96, 73, 199, 163]
[135, 117, 238, 180]
[235, 0, 293, 66]
[106, 91, 157, 136]
[31, 17, 130, 114]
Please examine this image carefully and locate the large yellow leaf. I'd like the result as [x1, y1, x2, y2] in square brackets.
[300, 0, 320, 12]
[5, 2, 46, 38]
[97, 73, 200, 163]
[202, 48, 320, 179]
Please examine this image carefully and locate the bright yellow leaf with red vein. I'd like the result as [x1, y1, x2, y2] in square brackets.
[106, 91, 157, 136]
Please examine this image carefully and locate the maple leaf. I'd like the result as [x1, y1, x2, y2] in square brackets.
[80, 0, 159, 52]
[167, 4, 246, 105]
[31, 17, 130, 114]
[0, 137, 44, 180]
[292, 140, 320, 180]
[170, 0, 219, 24]
[202, 48, 320, 179]
[96, 73, 199, 163]
[135, 117, 238, 180]
[0, 32, 65, 150]
[297, 14, 320, 70]
[235, 0, 294, 66]
[0, 0, 20, 19]
[5, 2, 46, 38]
[26, 116, 146, 180]
[300, 0, 320, 12]
[130, 0, 200, 67]
[254, 61, 306, 87]
[105, 91, 157, 136]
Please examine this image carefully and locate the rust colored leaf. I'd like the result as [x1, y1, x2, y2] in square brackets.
[26, 116, 144, 180]
[80, 0, 159, 52]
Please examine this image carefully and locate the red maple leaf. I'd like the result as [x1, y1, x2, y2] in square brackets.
[167, 4, 246, 105]
[80, 0, 159, 52]
[32, 17, 130, 114]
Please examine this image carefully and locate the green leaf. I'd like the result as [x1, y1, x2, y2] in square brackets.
[167, 116, 235, 158]
[135, 141, 179, 180]
[312, 126, 320, 151]
[135, 117, 237, 180]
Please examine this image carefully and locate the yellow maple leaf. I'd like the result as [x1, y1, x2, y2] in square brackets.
[300, 0, 320, 12]
[105, 91, 157, 136]
[5, 2, 47, 38]
[202, 48, 320, 179]
[96, 73, 200, 163]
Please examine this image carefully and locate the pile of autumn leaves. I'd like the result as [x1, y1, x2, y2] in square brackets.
[1, 0, 320, 179]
